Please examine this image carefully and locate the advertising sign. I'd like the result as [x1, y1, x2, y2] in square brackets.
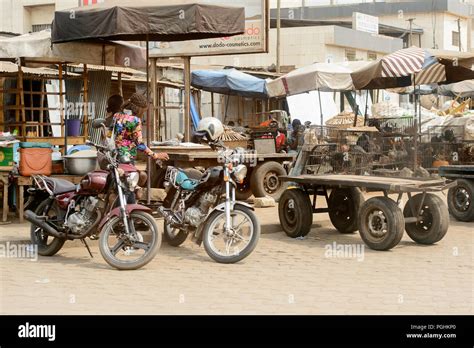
[149, 0, 268, 57]
[352, 12, 379, 35]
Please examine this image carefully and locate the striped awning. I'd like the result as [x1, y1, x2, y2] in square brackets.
[414, 62, 447, 85]
[381, 47, 427, 78]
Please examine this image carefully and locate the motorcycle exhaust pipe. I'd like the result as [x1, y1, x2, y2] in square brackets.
[24, 210, 66, 240]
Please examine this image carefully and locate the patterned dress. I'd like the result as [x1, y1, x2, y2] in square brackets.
[112, 113, 155, 161]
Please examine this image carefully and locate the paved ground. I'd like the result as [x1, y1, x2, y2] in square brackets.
[0, 193, 472, 315]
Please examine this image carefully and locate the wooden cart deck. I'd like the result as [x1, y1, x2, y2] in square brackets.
[439, 165, 474, 179]
[280, 174, 452, 192]
[164, 151, 295, 162]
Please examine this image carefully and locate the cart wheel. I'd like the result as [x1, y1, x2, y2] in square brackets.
[328, 188, 364, 234]
[447, 179, 474, 222]
[358, 197, 404, 251]
[251, 161, 287, 201]
[235, 179, 253, 201]
[404, 193, 449, 244]
[278, 189, 313, 238]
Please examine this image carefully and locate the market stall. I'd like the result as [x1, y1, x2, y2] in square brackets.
[50, 0, 246, 204]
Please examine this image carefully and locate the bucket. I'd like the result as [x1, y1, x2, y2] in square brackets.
[66, 119, 81, 136]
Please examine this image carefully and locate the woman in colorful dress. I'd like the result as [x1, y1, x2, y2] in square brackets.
[113, 93, 169, 164]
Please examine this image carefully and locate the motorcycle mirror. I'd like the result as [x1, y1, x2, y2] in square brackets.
[92, 119, 106, 129]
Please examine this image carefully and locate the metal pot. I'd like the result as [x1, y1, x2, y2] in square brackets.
[63, 155, 98, 175]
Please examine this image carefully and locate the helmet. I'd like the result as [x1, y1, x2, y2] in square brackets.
[195, 117, 224, 142]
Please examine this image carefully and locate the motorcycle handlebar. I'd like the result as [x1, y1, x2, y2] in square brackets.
[85, 140, 108, 151]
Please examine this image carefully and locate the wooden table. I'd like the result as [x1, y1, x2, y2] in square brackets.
[14, 174, 83, 223]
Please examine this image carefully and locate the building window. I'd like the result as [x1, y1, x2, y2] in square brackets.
[367, 51, 377, 61]
[32, 24, 51, 32]
[345, 49, 356, 61]
[452, 31, 460, 47]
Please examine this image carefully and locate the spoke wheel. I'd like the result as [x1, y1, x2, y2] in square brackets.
[99, 211, 161, 270]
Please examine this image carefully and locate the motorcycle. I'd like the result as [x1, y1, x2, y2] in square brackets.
[25, 119, 161, 270]
[158, 143, 260, 264]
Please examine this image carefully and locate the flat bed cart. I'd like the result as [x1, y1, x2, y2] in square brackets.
[150, 146, 296, 200]
[278, 174, 455, 251]
[439, 165, 474, 222]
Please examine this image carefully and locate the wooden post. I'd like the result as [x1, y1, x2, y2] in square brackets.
[39, 80, 45, 137]
[151, 58, 158, 142]
[183, 56, 191, 142]
[162, 87, 168, 139]
[58, 64, 66, 154]
[18, 66, 26, 139]
[118, 71, 123, 96]
[211, 92, 215, 117]
[0, 78, 4, 131]
[83, 64, 89, 139]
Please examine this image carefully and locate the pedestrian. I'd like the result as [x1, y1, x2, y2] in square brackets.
[112, 93, 169, 164]
[105, 94, 123, 129]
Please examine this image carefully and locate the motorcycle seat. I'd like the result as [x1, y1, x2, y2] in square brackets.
[44, 177, 77, 194]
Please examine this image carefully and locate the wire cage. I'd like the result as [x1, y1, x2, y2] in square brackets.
[459, 141, 474, 165]
[366, 116, 416, 136]
[418, 125, 465, 169]
[304, 127, 379, 175]
[366, 116, 416, 170]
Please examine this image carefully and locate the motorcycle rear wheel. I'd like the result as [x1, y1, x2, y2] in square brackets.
[30, 200, 65, 256]
[99, 211, 161, 270]
[163, 221, 188, 247]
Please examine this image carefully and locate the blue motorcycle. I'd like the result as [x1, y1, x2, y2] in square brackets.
[158, 146, 260, 264]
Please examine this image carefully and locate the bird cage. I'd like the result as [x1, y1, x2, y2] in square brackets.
[304, 127, 379, 175]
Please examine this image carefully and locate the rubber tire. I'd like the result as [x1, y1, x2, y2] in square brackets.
[163, 221, 188, 247]
[99, 211, 161, 270]
[250, 161, 287, 200]
[30, 200, 65, 256]
[328, 188, 364, 234]
[358, 197, 404, 251]
[202, 205, 260, 264]
[278, 189, 313, 238]
[447, 179, 474, 222]
[404, 193, 449, 244]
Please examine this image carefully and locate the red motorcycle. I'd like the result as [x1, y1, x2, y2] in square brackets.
[25, 119, 161, 270]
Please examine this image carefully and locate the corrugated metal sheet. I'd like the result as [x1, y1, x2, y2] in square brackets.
[0, 61, 79, 77]
[87, 70, 112, 143]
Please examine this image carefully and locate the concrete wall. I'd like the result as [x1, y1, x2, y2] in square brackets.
[0, 0, 78, 34]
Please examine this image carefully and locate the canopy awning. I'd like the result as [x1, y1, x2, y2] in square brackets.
[51, 1, 245, 43]
[266, 61, 372, 98]
[191, 69, 268, 99]
[0, 30, 146, 68]
[438, 80, 474, 98]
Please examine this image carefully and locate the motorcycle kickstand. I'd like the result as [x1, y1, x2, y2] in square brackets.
[81, 239, 94, 258]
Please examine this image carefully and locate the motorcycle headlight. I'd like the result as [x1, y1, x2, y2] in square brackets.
[126, 172, 140, 190]
[232, 164, 247, 184]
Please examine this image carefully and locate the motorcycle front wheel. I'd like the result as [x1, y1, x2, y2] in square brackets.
[99, 211, 161, 270]
[202, 205, 260, 264]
